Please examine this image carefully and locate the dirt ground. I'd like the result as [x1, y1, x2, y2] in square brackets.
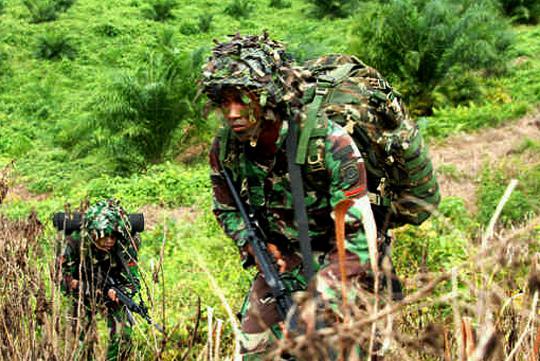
[430, 109, 540, 212]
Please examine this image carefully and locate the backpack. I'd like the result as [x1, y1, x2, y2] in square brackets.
[298, 54, 440, 229]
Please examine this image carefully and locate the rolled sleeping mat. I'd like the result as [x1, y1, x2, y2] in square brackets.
[52, 212, 145, 234]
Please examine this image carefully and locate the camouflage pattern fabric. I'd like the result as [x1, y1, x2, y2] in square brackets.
[60, 199, 140, 360]
[202, 32, 306, 110]
[303, 54, 440, 229]
[210, 119, 375, 359]
[82, 199, 133, 242]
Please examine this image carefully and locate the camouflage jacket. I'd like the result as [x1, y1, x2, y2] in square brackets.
[210, 118, 373, 266]
[60, 231, 141, 301]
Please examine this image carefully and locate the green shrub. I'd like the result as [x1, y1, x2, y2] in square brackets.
[95, 22, 120, 37]
[142, 0, 176, 21]
[34, 32, 76, 60]
[349, 0, 514, 115]
[269, 0, 291, 9]
[55, 0, 75, 12]
[23, 0, 58, 23]
[94, 46, 205, 173]
[500, 0, 540, 24]
[198, 14, 213, 32]
[179, 21, 199, 35]
[0, 50, 7, 78]
[477, 164, 540, 226]
[0, 0, 5, 15]
[308, 0, 357, 18]
[224, 0, 254, 18]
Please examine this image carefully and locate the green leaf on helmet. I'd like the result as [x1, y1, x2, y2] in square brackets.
[241, 93, 251, 105]
[259, 91, 268, 107]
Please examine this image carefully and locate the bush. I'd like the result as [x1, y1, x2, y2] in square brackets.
[349, 0, 514, 115]
[179, 21, 199, 35]
[0, 0, 5, 15]
[54, 0, 75, 12]
[94, 45, 205, 173]
[142, 0, 176, 21]
[23, 0, 58, 23]
[269, 0, 292, 9]
[500, 0, 540, 23]
[308, 0, 357, 18]
[477, 163, 540, 226]
[34, 32, 76, 60]
[224, 0, 254, 18]
[95, 22, 120, 37]
[198, 14, 213, 32]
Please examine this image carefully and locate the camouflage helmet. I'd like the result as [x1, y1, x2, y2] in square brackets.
[201, 32, 305, 109]
[82, 199, 131, 243]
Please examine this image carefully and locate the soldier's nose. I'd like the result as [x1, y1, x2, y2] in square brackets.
[226, 101, 244, 120]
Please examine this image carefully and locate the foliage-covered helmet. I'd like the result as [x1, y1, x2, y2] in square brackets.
[82, 199, 131, 242]
[201, 32, 305, 108]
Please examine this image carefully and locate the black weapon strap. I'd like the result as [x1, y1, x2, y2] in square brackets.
[286, 119, 315, 282]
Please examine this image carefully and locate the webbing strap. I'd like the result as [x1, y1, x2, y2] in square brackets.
[296, 91, 325, 164]
[296, 63, 356, 165]
[286, 120, 315, 281]
[218, 127, 231, 163]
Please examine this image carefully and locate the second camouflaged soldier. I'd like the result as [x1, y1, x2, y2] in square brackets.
[60, 199, 141, 361]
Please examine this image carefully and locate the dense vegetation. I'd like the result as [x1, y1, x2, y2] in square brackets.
[1, 0, 540, 359]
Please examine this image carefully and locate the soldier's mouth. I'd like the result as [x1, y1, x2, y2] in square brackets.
[231, 124, 249, 132]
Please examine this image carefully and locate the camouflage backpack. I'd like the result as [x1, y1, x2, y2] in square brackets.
[298, 54, 440, 229]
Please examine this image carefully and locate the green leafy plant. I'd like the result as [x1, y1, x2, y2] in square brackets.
[34, 32, 76, 60]
[349, 0, 514, 115]
[23, 0, 59, 23]
[499, 0, 540, 24]
[269, 0, 291, 9]
[0, 0, 5, 15]
[224, 0, 254, 18]
[141, 0, 177, 21]
[54, 0, 75, 11]
[94, 45, 205, 173]
[179, 21, 199, 35]
[198, 14, 213, 32]
[95, 22, 120, 37]
[308, 0, 357, 18]
[477, 163, 540, 226]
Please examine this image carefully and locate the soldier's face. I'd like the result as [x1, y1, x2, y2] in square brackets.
[94, 235, 117, 252]
[218, 90, 261, 141]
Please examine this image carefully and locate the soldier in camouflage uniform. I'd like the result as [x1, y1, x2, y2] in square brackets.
[60, 199, 141, 361]
[202, 33, 388, 360]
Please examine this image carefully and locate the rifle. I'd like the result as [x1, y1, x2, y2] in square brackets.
[106, 276, 164, 334]
[221, 168, 298, 330]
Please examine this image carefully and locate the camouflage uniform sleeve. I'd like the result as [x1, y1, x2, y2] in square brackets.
[59, 233, 81, 294]
[209, 136, 251, 260]
[318, 120, 373, 290]
[115, 235, 141, 297]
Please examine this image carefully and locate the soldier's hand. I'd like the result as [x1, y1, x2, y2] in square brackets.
[108, 289, 118, 302]
[70, 279, 79, 290]
[245, 243, 287, 273]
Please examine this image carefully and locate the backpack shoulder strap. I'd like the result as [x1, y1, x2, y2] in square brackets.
[296, 61, 357, 164]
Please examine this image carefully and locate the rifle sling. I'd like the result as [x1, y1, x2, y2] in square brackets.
[115, 246, 140, 299]
[286, 120, 315, 282]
